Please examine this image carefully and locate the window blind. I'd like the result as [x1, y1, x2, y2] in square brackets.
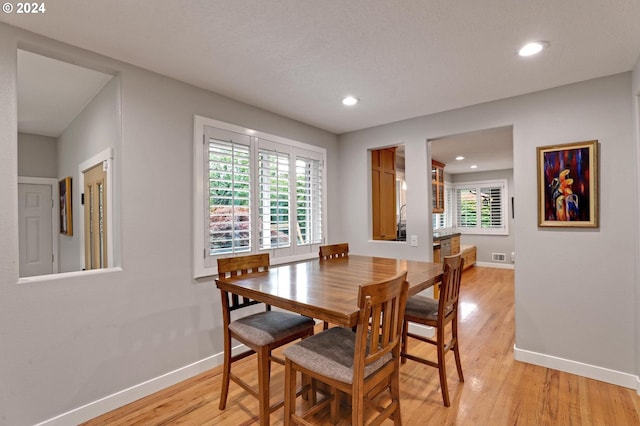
[208, 139, 251, 255]
[296, 155, 323, 245]
[258, 148, 291, 249]
[454, 179, 508, 235]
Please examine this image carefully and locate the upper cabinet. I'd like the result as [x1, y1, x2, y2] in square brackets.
[432, 160, 445, 213]
[371, 147, 397, 240]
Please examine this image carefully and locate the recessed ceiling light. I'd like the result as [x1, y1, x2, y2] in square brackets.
[455, 156, 465, 161]
[470, 164, 478, 169]
[342, 96, 359, 106]
[518, 41, 549, 57]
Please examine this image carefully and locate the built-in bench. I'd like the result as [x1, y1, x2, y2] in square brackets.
[460, 245, 476, 270]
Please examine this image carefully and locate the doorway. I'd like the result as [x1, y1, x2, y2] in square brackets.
[78, 147, 114, 271]
[83, 162, 108, 270]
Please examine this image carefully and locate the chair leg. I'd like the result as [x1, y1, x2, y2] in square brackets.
[257, 346, 271, 426]
[352, 389, 365, 426]
[284, 359, 296, 426]
[218, 333, 232, 410]
[436, 325, 450, 407]
[330, 387, 339, 424]
[391, 367, 402, 425]
[452, 316, 464, 383]
[400, 319, 408, 364]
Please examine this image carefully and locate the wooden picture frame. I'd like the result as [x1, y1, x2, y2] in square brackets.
[537, 140, 598, 228]
[59, 177, 73, 236]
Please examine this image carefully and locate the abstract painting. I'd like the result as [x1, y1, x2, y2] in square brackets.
[59, 176, 73, 235]
[537, 140, 598, 228]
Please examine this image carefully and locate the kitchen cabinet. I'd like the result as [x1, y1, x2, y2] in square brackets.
[432, 160, 445, 213]
[433, 232, 461, 258]
[432, 232, 460, 298]
[371, 148, 397, 240]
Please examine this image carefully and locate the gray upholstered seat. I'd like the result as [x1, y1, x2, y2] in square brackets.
[229, 311, 315, 346]
[404, 295, 452, 322]
[283, 326, 391, 384]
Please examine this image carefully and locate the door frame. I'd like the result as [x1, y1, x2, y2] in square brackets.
[17, 176, 60, 274]
[78, 147, 114, 270]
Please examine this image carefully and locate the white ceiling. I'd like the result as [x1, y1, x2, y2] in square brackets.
[17, 49, 112, 137]
[3, 1, 639, 137]
[430, 126, 513, 175]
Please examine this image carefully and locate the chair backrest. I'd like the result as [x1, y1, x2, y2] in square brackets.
[217, 253, 270, 312]
[353, 271, 409, 379]
[439, 253, 464, 317]
[319, 243, 349, 260]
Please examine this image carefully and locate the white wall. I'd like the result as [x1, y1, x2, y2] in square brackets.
[632, 56, 640, 388]
[338, 73, 638, 385]
[452, 168, 515, 265]
[0, 23, 339, 426]
[17, 132, 57, 177]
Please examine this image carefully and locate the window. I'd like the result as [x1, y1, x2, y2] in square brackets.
[258, 144, 291, 250]
[208, 139, 251, 255]
[433, 183, 453, 231]
[296, 154, 324, 245]
[194, 116, 326, 277]
[454, 179, 508, 235]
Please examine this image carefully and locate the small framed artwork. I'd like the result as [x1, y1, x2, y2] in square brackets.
[59, 177, 73, 236]
[537, 140, 598, 228]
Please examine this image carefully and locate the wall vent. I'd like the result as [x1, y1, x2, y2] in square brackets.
[492, 253, 507, 262]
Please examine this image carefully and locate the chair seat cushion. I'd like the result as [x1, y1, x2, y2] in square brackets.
[229, 311, 314, 346]
[405, 295, 451, 323]
[283, 327, 391, 384]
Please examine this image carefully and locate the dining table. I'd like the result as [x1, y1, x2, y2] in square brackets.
[215, 254, 443, 328]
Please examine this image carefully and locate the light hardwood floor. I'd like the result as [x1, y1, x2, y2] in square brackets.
[83, 267, 640, 425]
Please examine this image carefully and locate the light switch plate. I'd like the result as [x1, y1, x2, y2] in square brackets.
[410, 235, 418, 247]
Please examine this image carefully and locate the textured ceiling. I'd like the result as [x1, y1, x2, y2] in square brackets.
[17, 49, 112, 137]
[430, 126, 514, 175]
[2, 0, 640, 135]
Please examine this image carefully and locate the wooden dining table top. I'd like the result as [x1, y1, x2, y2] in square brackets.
[215, 254, 443, 328]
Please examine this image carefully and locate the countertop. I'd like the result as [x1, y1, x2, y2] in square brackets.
[433, 231, 461, 241]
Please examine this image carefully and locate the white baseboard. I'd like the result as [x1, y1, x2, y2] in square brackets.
[407, 322, 434, 337]
[514, 344, 638, 389]
[35, 347, 236, 426]
[37, 322, 435, 426]
[475, 261, 515, 270]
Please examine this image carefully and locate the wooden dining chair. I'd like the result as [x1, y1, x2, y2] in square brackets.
[216, 253, 315, 426]
[401, 253, 465, 407]
[319, 242, 349, 260]
[318, 243, 349, 330]
[283, 271, 409, 425]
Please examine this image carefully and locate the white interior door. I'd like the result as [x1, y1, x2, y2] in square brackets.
[18, 182, 55, 277]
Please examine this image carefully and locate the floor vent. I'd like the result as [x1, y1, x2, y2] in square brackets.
[492, 253, 507, 262]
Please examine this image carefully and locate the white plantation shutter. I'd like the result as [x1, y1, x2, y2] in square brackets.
[480, 186, 503, 229]
[456, 188, 477, 228]
[207, 137, 251, 255]
[433, 183, 453, 230]
[195, 118, 327, 277]
[296, 153, 323, 245]
[258, 148, 291, 249]
[454, 180, 508, 235]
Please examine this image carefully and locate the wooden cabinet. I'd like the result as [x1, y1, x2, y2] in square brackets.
[432, 160, 445, 213]
[371, 148, 397, 240]
[433, 245, 441, 263]
[451, 235, 460, 255]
